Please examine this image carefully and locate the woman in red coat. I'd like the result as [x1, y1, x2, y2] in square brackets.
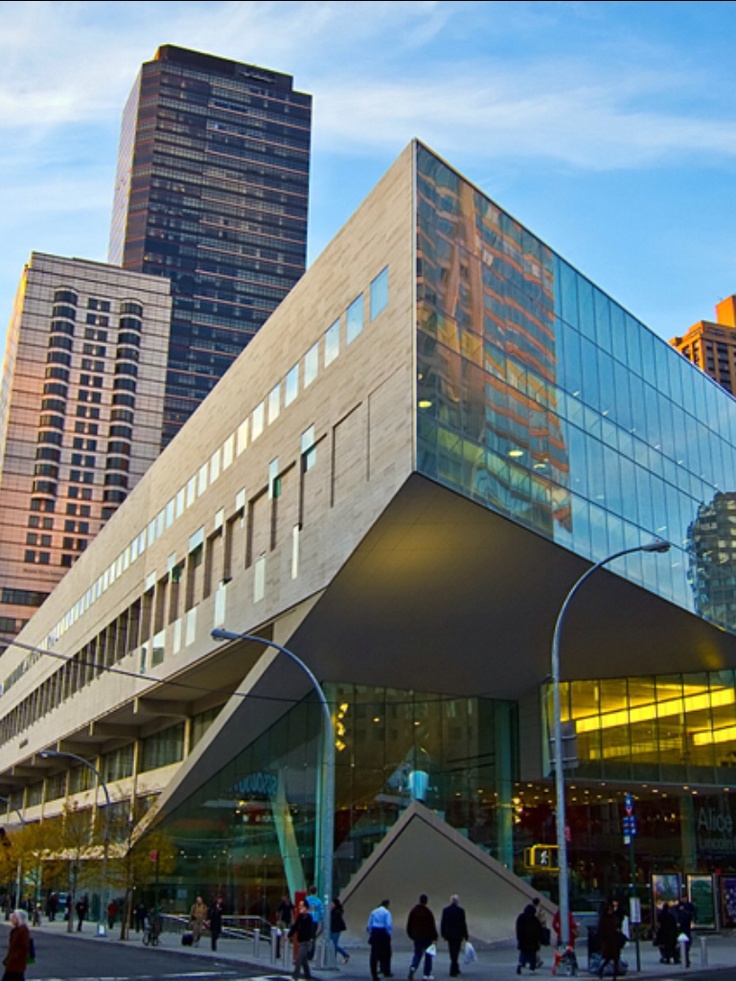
[2, 908, 30, 981]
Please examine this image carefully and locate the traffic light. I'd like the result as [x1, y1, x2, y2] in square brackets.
[524, 844, 559, 870]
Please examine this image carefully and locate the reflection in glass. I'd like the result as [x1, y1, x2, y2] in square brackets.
[414, 144, 736, 635]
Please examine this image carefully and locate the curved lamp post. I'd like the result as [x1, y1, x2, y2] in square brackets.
[552, 538, 671, 947]
[39, 750, 111, 937]
[0, 796, 25, 906]
[210, 629, 335, 916]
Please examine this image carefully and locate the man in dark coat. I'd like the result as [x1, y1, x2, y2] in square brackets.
[440, 895, 468, 978]
[208, 896, 224, 951]
[516, 903, 542, 975]
[656, 903, 678, 965]
[407, 894, 438, 979]
[289, 899, 315, 980]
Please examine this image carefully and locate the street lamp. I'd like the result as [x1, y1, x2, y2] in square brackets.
[39, 750, 112, 937]
[210, 629, 335, 916]
[551, 538, 671, 947]
[0, 797, 25, 907]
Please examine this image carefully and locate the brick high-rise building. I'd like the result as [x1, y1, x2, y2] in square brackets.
[109, 45, 312, 446]
[671, 296, 736, 394]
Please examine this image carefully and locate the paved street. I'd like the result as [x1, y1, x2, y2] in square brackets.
[8, 917, 736, 981]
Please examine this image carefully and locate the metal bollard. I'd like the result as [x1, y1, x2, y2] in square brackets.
[271, 927, 281, 965]
[253, 927, 260, 956]
[699, 935, 707, 967]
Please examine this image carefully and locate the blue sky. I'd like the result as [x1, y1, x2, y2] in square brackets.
[1, 0, 735, 344]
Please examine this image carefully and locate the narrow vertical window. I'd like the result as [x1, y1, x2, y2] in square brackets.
[346, 294, 364, 344]
[304, 342, 319, 387]
[285, 364, 299, 406]
[370, 266, 389, 319]
[325, 319, 340, 366]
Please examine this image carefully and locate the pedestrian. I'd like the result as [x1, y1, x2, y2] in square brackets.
[306, 885, 324, 957]
[289, 899, 316, 981]
[532, 898, 549, 967]
[440, 895, 468, 978]
[330, 898, 350, 965]
[675, 898, 695, 968]
[46, 892, 58, 922]
[278, 895, 295, 930]
[75, 895, 87, 932]
[189, 895, 208, 946]
[596, 904, 622, 979]
[515, 903, 542, 975]
[107, 899, 118, 930]
[407, 894, 438, 980]
[367, 899, 393, 981]
[656, 903, 678, 965]
[207, 896, 224, 952]
[2, 908, 30, 981]
[134, 901, 147, 932]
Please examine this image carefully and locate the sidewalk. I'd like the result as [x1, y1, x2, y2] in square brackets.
[30, 917, 736, 979]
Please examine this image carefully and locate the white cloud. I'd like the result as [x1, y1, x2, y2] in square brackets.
[313, 58, 736, 170]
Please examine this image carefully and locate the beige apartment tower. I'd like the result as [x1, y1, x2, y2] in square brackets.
[0, 254, 171, 641]
[671, 295, 736, 394]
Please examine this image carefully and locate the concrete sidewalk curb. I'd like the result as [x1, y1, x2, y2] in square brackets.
[21, 919, 736, 980]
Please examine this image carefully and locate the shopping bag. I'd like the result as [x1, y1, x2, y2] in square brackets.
[463, 941, 477, 965]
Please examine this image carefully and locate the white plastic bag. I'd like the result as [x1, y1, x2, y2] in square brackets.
[463, 941, 477, 965]
[426, 944, 437, 957]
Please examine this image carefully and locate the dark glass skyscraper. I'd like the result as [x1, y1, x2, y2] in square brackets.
[109, 45, 312, 446]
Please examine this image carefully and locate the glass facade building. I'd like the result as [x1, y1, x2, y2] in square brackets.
[109, 45, 312, 445]
[143, 146, 736, 915]
[415, 144, 736, 619]
[7, 143, 736, 931]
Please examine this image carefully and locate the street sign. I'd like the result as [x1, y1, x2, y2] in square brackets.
[622, 815, 637, 837]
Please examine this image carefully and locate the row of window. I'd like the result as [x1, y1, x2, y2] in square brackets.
[52, 288, 142, 319]
[30, 265, 389, 679]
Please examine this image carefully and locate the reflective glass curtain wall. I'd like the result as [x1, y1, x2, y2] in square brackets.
[165, 686, 514, 906]
[415, 144, 736, 628]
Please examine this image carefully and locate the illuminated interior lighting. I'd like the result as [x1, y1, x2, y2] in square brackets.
[692, 724, 736, 747]
[574, 687, 735, 733]
[508, 449, 524, 458]
[418, 400, 433, 409]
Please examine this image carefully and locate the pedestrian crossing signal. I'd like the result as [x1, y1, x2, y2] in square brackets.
[524, 844, 559, 870]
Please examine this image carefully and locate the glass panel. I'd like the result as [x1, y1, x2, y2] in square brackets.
[346, 295, 364, 344]
[370, 267, 389, 320]
[324, 319, 340, 366]
[304, 343, 318, 387]
[285, 364, 299, 406]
